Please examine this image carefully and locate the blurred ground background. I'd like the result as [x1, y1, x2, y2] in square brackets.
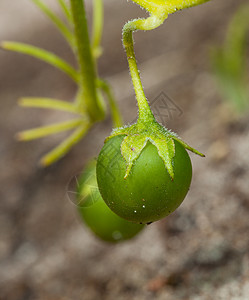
[0, 0, 249, 299]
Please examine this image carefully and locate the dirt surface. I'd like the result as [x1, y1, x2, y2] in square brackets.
[0, 0, 248, 299]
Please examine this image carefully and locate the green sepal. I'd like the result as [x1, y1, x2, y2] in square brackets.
[104, 124, 135, 143]
[174, 136, 205, 157]
[149, 135, 175, 179]
[121, 134, 149, 179]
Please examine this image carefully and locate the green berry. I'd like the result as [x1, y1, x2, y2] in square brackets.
[96, 135, 192, 224]
[77, 160, 145, 243]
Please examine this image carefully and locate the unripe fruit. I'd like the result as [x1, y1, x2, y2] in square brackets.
[77, 161, 145, 242]
[97, 135, 192, 224]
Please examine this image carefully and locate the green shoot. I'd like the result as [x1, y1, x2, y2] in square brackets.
[19, 98, 81, 114]
[92, 0, 103, 58]
[1, 41, 79, 83]
[31, 0, 75, 49]
[97, 79, 123, 127]
[40, 123, 91, 166]
[17, 119, 85, 141]
[57, 0, 73, 25]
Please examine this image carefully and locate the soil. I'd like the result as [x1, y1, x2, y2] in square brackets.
[0, 0, 248, 299]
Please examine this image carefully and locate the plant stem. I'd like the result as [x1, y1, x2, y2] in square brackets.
[122, 16, 164, 122]
[70, 0, 102, 121]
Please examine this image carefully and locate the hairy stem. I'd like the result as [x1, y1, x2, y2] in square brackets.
[122, 16, 165, 121]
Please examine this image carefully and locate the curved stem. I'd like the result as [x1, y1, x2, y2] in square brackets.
[70, 0, 102, 121]
[122, 16, 166, 122]
[124, 0, 210, 122]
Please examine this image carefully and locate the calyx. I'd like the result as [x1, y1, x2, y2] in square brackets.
[105, 117, 204, 180]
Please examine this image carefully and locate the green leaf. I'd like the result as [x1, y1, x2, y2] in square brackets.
[131, 0, 211, 15]
[1, 41, 79, 83]
[17, 119, 84, 141]
[40, 123, 91, 166]
[31, 0, 75, 49]
[19, 97, 81, 114]
[164, 0, 211, 12]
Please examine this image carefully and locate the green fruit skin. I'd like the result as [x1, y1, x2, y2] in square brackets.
[77, 161, 144, 243]
[96, 135, 192, 224]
